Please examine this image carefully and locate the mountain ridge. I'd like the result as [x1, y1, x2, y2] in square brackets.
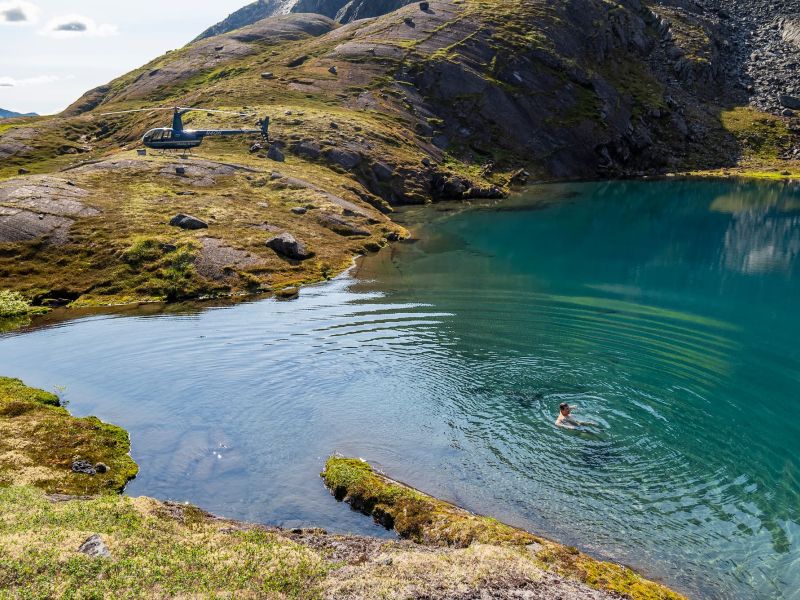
[0, 108, 37, 119]
[194, 0, 414, 41]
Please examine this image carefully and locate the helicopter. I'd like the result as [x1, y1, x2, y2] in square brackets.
[100, 106, 269, 151]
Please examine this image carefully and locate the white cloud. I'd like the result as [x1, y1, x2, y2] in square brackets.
[0, 74, 75, 87]
[0, 1, 40, 25]
[41, 14, 117, 38]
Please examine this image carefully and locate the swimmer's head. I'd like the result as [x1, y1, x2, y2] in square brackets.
[559, 402, 572, 415]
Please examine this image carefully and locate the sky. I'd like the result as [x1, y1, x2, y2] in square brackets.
[0, 0, 252, 115]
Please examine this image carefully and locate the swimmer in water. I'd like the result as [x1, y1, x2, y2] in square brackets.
[555, 402, 597, 429]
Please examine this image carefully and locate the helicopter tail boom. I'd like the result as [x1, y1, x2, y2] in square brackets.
[197, 116, 269, 141]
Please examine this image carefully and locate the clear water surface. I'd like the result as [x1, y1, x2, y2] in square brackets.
[1, 179, 798, 599]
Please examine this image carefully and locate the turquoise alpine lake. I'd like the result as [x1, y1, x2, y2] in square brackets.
[1, 179, 798, 599]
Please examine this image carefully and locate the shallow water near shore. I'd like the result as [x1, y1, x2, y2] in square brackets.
[2, 179, 799, 599]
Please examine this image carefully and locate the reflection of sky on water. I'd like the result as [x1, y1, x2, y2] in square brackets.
[723, 208, 800, 275]
[712, 181, 800, 275]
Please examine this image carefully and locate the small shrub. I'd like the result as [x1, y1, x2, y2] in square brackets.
[122, 238, 163, 267]
[0, 290, 30, 317]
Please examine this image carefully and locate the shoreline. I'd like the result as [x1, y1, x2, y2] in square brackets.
[0, 376, 687, 599]
[3, 172, 799, 329]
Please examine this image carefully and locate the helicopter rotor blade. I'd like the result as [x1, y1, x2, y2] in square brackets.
[177, 107, 254, 117]
[99, 108, 176, 116]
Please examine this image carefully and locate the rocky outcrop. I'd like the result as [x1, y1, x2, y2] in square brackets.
[266, 232, 313, 259]
[194, 0, 415, 41]
[316, 212, 370, 236]
[77, 534, 112, 559]
[0, 176, 98, 245]
[194, 237, 263, 281]
[783, 17, 800, 48]
[169, 214, 208, 230]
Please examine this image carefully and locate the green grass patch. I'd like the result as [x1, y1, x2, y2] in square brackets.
[0, 290, 32, 318]
[0, 377, 138, 494]
[0, 486, 327, 599]
[721, 107, 794, 161]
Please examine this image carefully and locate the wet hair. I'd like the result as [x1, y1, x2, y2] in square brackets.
[559, 402, 570, 411]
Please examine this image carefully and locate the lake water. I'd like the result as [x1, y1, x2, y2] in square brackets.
[1, 179, 799, 599]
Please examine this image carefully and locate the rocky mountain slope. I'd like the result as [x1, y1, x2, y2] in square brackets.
[0, 0, 798, 310]
[195, 0, 414, 40]
[650, 0, 800, 117]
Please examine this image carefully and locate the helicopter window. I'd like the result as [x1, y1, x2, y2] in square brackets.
[162, 130, 172, 140]
[151, 130, 164, 142]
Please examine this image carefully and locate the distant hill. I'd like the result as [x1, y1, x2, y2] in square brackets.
[0, 108, 37, 119]
[194, 0, 413, 41]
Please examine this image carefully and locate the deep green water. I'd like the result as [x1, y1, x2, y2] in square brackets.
[1, 179, 798, 599]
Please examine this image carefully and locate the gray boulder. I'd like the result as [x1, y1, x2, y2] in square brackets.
[372, 162, 394, 181]
[267, 144, 285, 162]
[324, 148, 361, 170]
[266, 232, 313, 260]
[290, 141, 321, 160]
[779, 95, 800, 110]
[317, 213, 370, 236]
[169, 214, 208, 230]
[78, 534, 111, 559]
[71, 459, 96, 475]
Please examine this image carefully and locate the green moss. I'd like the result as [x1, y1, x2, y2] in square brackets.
[0, 290, 33, 318]
[0, 377, 138, 495]
[0, 377, 60, 407]
[323, 457, 542, 547]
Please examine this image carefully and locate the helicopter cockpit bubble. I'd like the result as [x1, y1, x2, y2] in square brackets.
[143, 128, 173, 143]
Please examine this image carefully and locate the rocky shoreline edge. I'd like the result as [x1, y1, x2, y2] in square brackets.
[0, 376, 686, 599]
